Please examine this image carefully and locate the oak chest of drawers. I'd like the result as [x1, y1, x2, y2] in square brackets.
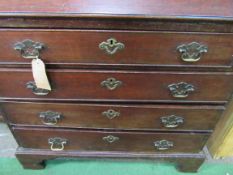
[1, 0, 233, 173]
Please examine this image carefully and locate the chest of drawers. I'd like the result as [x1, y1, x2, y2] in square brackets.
[1, 0, 233, 173]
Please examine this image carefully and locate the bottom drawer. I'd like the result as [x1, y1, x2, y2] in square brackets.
[13, 127, 209, 153]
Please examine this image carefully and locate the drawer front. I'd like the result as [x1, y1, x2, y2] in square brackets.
[0, 69, 233, 103]
[4, 102, 224, 131]
[1, 30, 233, 68]
[13, 127, 210, 153]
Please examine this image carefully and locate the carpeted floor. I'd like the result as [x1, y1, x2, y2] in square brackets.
[0, 158, 233, 175]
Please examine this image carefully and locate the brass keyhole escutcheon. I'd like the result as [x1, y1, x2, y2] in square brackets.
[154, 140, 174, 151]
[102, 109, 120, 119]
[161, 115, 184, 128]
[103, 135, 119, 143]
[101, 77, 122, 90]
[99, 38, 125, 55]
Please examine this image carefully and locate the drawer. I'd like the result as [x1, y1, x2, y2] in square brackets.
[0, 69, 233, 103]
[1, 30, 233, 68]
[13, 127, 210, 153]
[3, 101, 224, 131]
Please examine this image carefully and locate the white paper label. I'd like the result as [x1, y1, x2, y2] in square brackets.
[31, 58, 51, 90]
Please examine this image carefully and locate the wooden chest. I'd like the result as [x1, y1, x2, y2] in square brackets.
[1, 0, 233, 173]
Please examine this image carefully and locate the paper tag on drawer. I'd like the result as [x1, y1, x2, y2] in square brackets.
[31, 58, 51, 90]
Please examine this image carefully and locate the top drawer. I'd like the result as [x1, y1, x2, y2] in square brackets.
[1, 30, 233, 68]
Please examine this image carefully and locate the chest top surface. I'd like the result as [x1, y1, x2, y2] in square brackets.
[1, 0, 233, 20]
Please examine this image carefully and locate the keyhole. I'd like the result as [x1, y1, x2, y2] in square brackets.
[110, 39, 114, 45]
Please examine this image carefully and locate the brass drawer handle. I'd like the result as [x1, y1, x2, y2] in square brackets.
[102, 109, 120, 119]
[39, 111, 63, 125]
[177, 42, 208, 62]
[99, 38, 125, 55]
[26, 81, 50, 96]
[168, 82, 195, 98]
[48, 137, 68, 151]
[103, 135, 119, 143]
[154, 140, 174, 151]
[161, 115, 184, 128]
[15, 40, 52, 95]
[14, 39, 45, 59]
[101, 77, 122, 90]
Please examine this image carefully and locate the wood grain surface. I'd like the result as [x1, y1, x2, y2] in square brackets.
[0, 69, 232, 103]
[2, 101, 224, 131]
[1, 30, 233, 68]
[0, 0, 232, 20]
[13, 127, 210, 153]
